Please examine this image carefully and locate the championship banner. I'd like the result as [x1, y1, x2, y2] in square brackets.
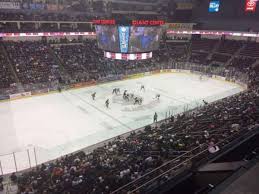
[245, 0, 257, 12]
[118, 26, 130, 53]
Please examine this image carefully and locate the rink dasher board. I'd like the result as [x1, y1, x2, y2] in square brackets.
[0, 69, 247, 104]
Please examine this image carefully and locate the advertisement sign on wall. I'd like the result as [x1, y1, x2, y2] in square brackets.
[209, 0, 220, 12]
[245, 0, 257, 12]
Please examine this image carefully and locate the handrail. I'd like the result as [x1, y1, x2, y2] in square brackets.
[129, 132, 241, 194]
[111, 145, 203, 194]
[133, 129, 258, 193]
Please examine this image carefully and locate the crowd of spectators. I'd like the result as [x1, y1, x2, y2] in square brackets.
[52, 40, 101, 82]
[189, 52, 209, 64]
[217, 39, 243, 55]
[52, 39, 166, 83]
[211, 53, 231, 63]
[0, 38, 259, 91]
[0, 38, 258, 89]
[229, 57, 256, 70]
[5, 41, 61, 85]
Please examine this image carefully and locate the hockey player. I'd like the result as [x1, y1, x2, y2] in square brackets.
[105, 99, 109, 108]
[156, 94, 160, 100]
[138, 97, 143, 105]
[123, 90, 127, 98]
[134, 97, 139, 105]
[112, 88, 120, 95]
[91, 92, 96, 100]
[140, 85, 145, 91]
[199, 74, 203, 81]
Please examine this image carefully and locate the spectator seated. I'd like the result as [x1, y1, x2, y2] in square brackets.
[229, 57, 256, 70]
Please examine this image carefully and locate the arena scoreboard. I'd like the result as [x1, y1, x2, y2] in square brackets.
[93, 19, 164, 60]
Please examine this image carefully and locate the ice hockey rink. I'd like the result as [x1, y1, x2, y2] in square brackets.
[0, 72, 245, 174]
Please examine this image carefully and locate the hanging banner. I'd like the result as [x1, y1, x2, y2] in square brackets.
[118, 26, 130, 53]
[245, 0, 257, 12]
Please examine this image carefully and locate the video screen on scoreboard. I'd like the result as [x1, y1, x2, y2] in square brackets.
[208, 0, 220, 12]
[95, 25, 120, 52]
[95, 25, 162, 53]
[129, 26, 162, 53]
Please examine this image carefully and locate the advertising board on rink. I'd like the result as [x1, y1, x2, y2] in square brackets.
[9, 92, 31, 100]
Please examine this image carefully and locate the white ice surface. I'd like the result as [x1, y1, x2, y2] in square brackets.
[0, 73, 244, 174]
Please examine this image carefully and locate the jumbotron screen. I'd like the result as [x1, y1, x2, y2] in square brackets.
[95, 25, 162, 53]
[95, 25, 120, 52]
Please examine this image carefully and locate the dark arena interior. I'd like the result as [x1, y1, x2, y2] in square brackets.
[0, 0, 259, 194]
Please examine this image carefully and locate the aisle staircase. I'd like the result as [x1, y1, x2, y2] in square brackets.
[251, 59, 259, 69]
[47, 44, 72, 82]
[207, 39, 222, 60]
[226, 43, 247, 66]
[0, 43, 19, 84]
